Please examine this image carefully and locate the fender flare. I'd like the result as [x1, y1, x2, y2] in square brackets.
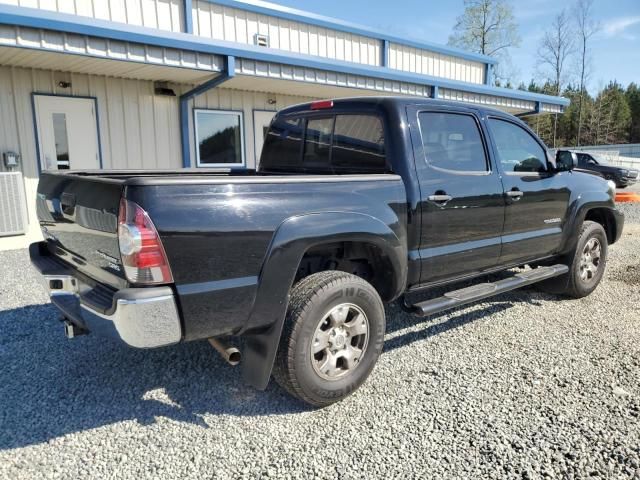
[559, 190, 617, 255]
[241, 211, 406, 390]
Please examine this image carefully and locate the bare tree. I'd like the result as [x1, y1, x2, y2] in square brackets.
[448, 0, 521, 83]
[536, 9, 574, 147]
[573, 0, 599, 146]
[537, 9, 574, 96]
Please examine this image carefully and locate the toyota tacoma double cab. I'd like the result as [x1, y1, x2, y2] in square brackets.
[31, 97, 624, 407]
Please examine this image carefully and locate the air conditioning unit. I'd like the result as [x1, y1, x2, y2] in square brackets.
[254, 33, 269, 47]
[0, 172, 28, 237]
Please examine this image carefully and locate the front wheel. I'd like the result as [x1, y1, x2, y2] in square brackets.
[538, 220, 608, 298]
[272, 271, 386, 407]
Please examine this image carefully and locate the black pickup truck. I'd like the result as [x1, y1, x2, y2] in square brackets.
[31, 97, 624, 407]
[573, 151, 639, 188]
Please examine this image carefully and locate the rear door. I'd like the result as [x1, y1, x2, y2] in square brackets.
[408, 106, 506, 284]
[486, 116, 571, 264]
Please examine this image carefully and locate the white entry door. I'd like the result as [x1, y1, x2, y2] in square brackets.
[34, 95, 101, 171]
[253, 110, 276, 166]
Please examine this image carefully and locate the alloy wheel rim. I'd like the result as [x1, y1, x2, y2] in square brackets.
[311, 303, 370, 380]
[579, 237, 602, 282]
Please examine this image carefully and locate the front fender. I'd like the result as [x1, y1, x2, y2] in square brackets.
[241, 211, 406, 389]
[560, 188, 617, 254]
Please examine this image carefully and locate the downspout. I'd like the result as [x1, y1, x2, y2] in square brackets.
[180, 55, 236, 168]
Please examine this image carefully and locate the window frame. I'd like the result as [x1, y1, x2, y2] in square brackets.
[486, 116, 550, 177]
[193, 108, 246, 168]
[417, 110, 492, 176]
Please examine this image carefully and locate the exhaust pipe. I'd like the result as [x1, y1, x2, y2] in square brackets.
[208, 337, 241, 366]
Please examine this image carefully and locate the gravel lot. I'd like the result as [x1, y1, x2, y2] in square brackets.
[1, 208, 639, 479]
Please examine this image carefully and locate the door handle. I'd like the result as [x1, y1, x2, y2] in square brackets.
[506, 189, 524, 200]
[427, 194, 453, 204]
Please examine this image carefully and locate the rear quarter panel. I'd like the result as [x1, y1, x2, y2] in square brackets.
[127, 177, 407, 341]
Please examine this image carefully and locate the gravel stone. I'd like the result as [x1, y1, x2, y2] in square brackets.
[1, 207, 639, 479]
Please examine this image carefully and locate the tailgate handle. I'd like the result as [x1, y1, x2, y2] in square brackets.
[61, 193, 76, 215]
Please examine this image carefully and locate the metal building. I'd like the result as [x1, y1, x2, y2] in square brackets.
[0, 0, 568, 250]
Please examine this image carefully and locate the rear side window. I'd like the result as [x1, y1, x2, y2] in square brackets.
[332, 115, 386, 172]
[488, 118, 548, 173]
[419, 112, 488, 172]
[260, 113, 387, 174]
[260, 116, 303, 170]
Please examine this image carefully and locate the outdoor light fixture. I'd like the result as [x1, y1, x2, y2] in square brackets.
[267, 98, 277, 105]
[154, 81, 176, 97]
[3, 151, 20, 169]
[57, 81, 71, 89]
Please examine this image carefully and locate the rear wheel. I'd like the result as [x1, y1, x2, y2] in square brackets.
[272, 271, 385, 407]
[538, 220, 608, 298]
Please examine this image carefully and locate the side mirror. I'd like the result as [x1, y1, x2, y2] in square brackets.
[555, 150, 578, 172]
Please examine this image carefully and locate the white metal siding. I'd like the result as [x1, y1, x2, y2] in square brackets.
[540, 103, 563, 114]
[0, 65, 183, 176]
[0, 0, 185, 32]
[439, 87, 536, 112]
[0, 25, 223, 78]
[236, 58, 432, 98]
[192, 1, 381, 67]
[388, 43, 485, 85]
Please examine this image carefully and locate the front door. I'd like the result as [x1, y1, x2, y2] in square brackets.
[486, 116, 571, 264]
[253, 110, 276, 166]
[409, 106, 506, 285]
[34, 95, 101, 171]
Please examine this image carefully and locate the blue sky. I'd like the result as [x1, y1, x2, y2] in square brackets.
[271, 0, 639, 92]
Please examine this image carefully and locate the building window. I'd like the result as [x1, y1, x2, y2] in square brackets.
[194, 109, 244, 167]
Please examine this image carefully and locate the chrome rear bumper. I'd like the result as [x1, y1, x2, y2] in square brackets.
[30, 242, 182, 349]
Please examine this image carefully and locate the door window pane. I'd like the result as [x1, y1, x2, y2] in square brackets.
[332, 115, 386, 173]
[419, 112, 487, 172]
[260, 116, 304, 171]
[489, 118, 548, 173]
[303, 117, 333, 170]
[52, 113, 70, 169]
[195, 110, 244, 166]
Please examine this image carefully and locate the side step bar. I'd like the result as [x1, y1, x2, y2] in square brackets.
[408, 264, 569, 317]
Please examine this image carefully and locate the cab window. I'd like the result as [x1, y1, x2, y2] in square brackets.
[488, 118, 548, 173]
[418, 112, 488, 173]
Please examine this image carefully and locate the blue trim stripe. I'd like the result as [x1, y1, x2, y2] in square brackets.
[206, 0, 498, 65]
[381, 39, 389, 68]
[184, 0, 193, 34]
[0, 5, 568, 107]
[485, 64, 494, 86]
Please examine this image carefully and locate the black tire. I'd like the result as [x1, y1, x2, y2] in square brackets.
[272, 271, 386, 407]
[538, 220, 608, 298]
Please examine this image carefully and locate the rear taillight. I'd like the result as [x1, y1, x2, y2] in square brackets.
[118, 198, 173, 285]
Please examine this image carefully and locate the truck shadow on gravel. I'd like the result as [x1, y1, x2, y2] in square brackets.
[0, 292, 539, 451]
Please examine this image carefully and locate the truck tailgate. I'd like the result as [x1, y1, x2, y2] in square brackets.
[36, 172, 126, 289]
